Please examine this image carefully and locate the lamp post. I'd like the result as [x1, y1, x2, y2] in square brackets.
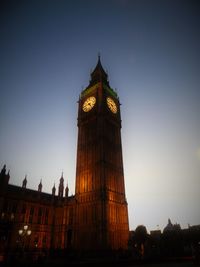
[18, 225, 31, 258]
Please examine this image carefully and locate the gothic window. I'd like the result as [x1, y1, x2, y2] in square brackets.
[67, 229, 72, 248]
[22, 204, 26, 214]
[69, 208, 73, 225]
[29, 206, 34, 223]
[2, 200, 8, 212]
[85, 207, 88, 223]
[34, 236, 39, 248]
[45, 208, 49, 224]
[42, 235, 46, 248]
[21, 204, 26, 222]
[37, 207, 42, 224]
[12, 202, 17, 214]
[92, 206, 97, 222]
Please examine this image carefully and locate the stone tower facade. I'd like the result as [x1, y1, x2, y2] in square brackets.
[74, 57, 129, 250]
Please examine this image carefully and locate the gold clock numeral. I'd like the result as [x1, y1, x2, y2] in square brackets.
[82, 96, 96, 112]
[107, 97, 117, 113]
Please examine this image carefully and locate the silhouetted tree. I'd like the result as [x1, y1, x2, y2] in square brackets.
[135, 225, 147, 244]
[134, 225, 148, 258]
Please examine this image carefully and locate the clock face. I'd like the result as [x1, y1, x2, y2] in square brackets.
[107, 97, 117, 113]
[82, 96, 96, 112]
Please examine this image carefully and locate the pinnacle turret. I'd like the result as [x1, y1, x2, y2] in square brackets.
[65, 182, 69, 197]
[22, 175, 27, 188]
[58, 172, 64, 197]
[38, 179, 42, 192]
[52, 183, 56, 196]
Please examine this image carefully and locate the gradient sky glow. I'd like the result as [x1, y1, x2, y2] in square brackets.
[1, 0, 200, 232]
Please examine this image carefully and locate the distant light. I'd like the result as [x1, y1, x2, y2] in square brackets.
[18, 230, 23, 235]
[27, 230, 32, 235]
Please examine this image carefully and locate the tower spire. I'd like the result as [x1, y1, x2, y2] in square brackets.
[89, 56, 109, 86]
[74, 58, 129, 250]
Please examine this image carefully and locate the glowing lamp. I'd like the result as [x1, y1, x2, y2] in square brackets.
[18, 229, 23, 235]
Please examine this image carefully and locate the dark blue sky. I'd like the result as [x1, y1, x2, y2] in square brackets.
[1, 0, 200, 231]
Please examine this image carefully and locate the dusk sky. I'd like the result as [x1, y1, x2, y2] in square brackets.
[1, 0, 200, 232]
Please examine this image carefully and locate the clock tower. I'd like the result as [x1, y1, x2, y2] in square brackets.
[74, 57, 129, 250]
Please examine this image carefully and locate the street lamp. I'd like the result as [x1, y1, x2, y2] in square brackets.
[18, 225, 32, 236]
[18, 225, 32, 255]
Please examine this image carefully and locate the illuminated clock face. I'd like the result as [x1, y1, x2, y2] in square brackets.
[107, 97, 117, 113]
[82, 96, 96, 112]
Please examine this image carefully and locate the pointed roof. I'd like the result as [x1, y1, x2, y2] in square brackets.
[38, 179, 42, 192]
[52, 182, 56, 189]
[22, 175, 27, 188]
[65, 182, 69, 190]
[0, 165, 6, 176]
[60, 172, 64, 182]
[89, 55, 109, 86]
[52, 182, 56, 195]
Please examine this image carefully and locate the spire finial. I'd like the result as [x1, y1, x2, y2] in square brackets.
[38, 179, 42, 192]
[1, 164, 6, 175]
[98, 52, 101, 61]
[22, 175, 27, 188]
[65, 182, 69, 197]
[52, 181, 56, 196]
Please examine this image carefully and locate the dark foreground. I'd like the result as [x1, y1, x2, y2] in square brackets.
[38, 259, 196, 267]
[1, 249, 199, 267]
[1, 257, 198, 267]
